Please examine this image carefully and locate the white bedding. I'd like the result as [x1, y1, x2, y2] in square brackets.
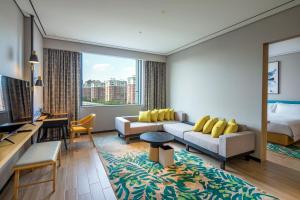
[268, 113, 300, 141]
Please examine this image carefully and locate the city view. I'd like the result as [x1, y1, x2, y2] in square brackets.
[81, 53, 138, 106]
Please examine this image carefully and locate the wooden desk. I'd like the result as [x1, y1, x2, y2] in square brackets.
[37, 115, 69, 150]
[0, 122, 42, 169]
[0, 122, 42, 189]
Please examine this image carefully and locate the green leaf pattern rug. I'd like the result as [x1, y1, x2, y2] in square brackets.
[94, 133, 278, 200]
[267, 143, 300, 159]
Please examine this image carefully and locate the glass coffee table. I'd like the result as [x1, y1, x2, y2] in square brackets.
[140, 132, 174, 162]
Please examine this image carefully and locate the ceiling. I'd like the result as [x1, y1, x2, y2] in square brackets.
[16, 0, 300, 55]
[269, 37, 300, 57]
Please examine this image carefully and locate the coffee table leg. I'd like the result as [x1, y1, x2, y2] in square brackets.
[149, 144, 159, 162]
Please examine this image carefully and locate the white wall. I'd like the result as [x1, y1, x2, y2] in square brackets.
[44, 38, 166, 131]
[0, 0, 24, 79]
[23, 17, 44, 117]
[0, 0, 44, 190]
[44, 38, 166, 62]
[269, 52, 300, 101]
[167, 5, 300, 159]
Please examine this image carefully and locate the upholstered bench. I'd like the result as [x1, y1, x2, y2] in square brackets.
[13, 141, 62, 200]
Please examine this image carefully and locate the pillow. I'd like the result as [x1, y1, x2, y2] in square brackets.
[150, 110, 159, 122]
[158, 109, 165, 121]
[192, 115, 210, 132]
[267, 103, 277, 113]
[275, 103, 300, 115]
[169, 109, 175, 120]
[228, 119, 236, 124]
[203, 117, 218, 134]
[164, 109, 171, 120]
[224, 119, 238, 134]
[138, 111, 151, 122]
[211, 119, 227, 138]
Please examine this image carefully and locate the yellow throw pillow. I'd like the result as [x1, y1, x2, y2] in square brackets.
[228, 119, 236, 124]
[192, 115, 210, 132]
[158, 109, 165, 121]
[138, 111, 151, 122]
[224, 122, 238, 134]
[164, 109, 171, 120]
[203, 117, 218, 134]
[169, 109, 175, 120]
[211, 119, 227, 138]
[150, 110, 159, 122]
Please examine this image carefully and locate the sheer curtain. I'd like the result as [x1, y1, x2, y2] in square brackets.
[143, 61, 166, 110]
[43, 48, 81, 120]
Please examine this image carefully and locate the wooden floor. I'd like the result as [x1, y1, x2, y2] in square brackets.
[0, 133, 300, 200]
[0, 136, 116, 200]
[267, 142, 300, 172]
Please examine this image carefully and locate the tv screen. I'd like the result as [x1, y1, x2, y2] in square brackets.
[0, 75, 32, 132]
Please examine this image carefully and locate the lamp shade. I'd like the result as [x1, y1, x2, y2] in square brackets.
[29, 51, 39, 63]
[35, 76, 43, 86]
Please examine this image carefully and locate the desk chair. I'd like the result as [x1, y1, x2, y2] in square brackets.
[70, 114, 96, 147]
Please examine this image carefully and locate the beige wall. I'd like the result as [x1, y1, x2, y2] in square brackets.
[269, 52, 300, 101]
[167, 6, 300, 158]
[44, 38, 166, 131]
[0, 0, 24, 79]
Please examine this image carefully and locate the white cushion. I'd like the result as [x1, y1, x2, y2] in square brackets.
[129, 122, 162, 135]
[155, 121, 179, 125]
[163, 123, 193, 139]
[16, 141, 61, 167]
[130, 122, 158, 128]
[184, 131, 219, 153]
[275, 103, 300, 115]
[267, 103, 277, 113]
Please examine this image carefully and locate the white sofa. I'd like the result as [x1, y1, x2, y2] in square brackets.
[115, 114, 256, 169]
[115, 111, 187, 138]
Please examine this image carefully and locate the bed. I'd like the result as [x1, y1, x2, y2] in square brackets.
[267, 100, 300, 146]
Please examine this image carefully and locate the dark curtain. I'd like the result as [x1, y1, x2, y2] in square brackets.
[143, 61, 166, 110]
[43, 48, 81, 120]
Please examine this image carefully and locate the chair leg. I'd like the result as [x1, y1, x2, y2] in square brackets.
[52, 162, 56, 192]
[58, 148, 62, 167]
[13, 170, 20, 200]
[88, 130, 95, 148]
[70, 131, 74, 144]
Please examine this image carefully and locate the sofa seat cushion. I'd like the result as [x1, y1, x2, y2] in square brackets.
[129, 122, 162, 135]
[155, 121, 179, 125]
[163, 123, 193, 139]
[184, 131, 219, 153]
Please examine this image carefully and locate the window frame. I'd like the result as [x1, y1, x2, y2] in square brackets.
[80, 53, 143, 107]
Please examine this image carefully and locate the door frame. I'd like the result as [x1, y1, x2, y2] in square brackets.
[261, 34, 300, 161]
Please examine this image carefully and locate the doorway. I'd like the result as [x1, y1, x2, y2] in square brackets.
[263, 36, 300, 170]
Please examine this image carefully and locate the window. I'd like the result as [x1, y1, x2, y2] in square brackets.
[81, 53, 142, 106]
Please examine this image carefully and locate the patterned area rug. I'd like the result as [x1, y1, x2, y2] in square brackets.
[93, 132, 277, 200]
[267, 143, 300, 159]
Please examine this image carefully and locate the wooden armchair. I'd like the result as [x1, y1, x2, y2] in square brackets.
[70, 114, 96, 147]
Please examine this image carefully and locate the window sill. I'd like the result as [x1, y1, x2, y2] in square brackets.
[80, 104, 142, 108]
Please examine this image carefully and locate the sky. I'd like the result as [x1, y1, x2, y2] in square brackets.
[82, 53, 136, 82]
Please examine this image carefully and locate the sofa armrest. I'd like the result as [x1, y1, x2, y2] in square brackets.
[115, 117, 131, 135]
[219, 131, 255, 158]
[174, 111, 187, 122]
[122, 115, 139, 122]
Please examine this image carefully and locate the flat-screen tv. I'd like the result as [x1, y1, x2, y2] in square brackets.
[0, 75, 32, 133]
